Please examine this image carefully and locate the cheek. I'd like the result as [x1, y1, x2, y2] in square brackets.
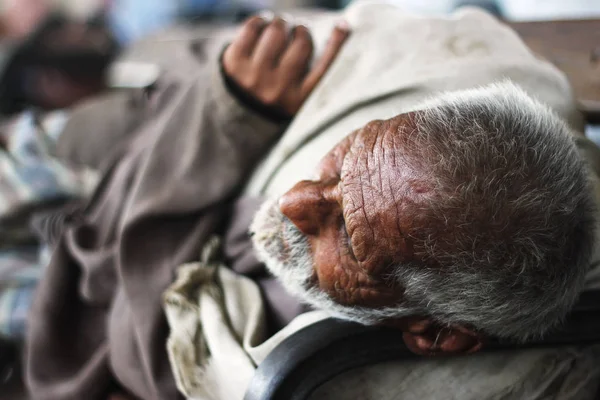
[309, 226, 343, 290]
[309, 227, 399, 307]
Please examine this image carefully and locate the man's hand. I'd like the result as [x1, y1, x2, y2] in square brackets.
[222, 15, 350, 117]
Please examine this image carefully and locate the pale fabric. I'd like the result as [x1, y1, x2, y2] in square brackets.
[52, 0, 104, 19]
[311, 346, 600, 400]
[164, 238, 328, 400]
[107, 61, 161, 89]
[165, 3, 600, 400]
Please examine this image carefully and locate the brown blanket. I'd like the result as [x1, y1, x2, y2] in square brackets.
[25, 40, 286, 399]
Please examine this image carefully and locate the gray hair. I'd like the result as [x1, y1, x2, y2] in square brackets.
[252, 81, 596, 342]
[388, 81, 596, 341]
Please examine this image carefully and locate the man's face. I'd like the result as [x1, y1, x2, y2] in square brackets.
[252, 115, 429, 315]
[252, 115, 487, 355]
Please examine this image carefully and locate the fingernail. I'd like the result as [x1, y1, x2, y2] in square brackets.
[291, 24, 307, 38]
[335, 19, 351, 32]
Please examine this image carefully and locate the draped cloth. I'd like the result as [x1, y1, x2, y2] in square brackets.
[25, 40, 286, 399]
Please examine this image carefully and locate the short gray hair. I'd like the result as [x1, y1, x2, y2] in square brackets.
[391, 81, 596, 341]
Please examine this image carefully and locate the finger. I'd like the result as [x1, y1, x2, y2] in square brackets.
[253, 17, 290, 68]
[301, 21, 350, 97]
[279, 25, 314, 82]
[229, 16, 267, 57]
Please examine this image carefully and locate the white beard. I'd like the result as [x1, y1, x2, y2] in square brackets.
[250, 198, 416, 325]
[249, 198, 314, 300]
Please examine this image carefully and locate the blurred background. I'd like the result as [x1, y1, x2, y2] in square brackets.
[2, 0, 600, 45]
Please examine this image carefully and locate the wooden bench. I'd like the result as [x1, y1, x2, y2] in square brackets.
[510, 19, 600, 123]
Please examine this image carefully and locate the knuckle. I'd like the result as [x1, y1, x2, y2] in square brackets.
[222, 60, 239, 78]
[294, 25, 312, 40]
[294, 29, 313, 50]
[244, 73, 261, 90]
[244, 16, 265, 31]
[270, 17, 287, 29]
[222, 45, 237, 62]
[223, 64, 236, 78]
[265, 25, 286, 40]
[265, 20, 287, 39]
[260, 88, 284, 105]
[237, 18, 264, 41]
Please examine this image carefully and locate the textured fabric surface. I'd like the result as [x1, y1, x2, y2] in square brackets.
[0, 110, 96, 246]
[0, 248, 42, 340]
[164, 238, 268, 400]
[164, 239, 327, 400]
[310, 346, 600, 400]
[24, 33, 286, 400]
[0, 110, 95, 343]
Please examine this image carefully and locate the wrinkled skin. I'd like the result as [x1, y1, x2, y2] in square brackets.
[279, 115, 427, 307]
[276, 114, 482, 356]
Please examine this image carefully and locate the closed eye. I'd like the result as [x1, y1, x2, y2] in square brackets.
[340, 219, 357, 261]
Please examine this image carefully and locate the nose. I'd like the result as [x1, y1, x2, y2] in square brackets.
[279, 180, 340, 236]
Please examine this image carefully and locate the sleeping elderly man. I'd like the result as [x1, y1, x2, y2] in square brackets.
[23, 2, 600, 400]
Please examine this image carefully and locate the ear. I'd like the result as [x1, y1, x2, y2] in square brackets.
[400, 318, 483, 356]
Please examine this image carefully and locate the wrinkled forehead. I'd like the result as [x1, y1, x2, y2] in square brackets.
[340, 113, 421, 174]
[317, 113, 418, 176]
[339, 114, 431, 268]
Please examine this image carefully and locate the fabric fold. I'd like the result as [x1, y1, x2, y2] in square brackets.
[164, 237, 267, 400]
[26, 35, 287, 400]
[164, 237, 329, 400]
